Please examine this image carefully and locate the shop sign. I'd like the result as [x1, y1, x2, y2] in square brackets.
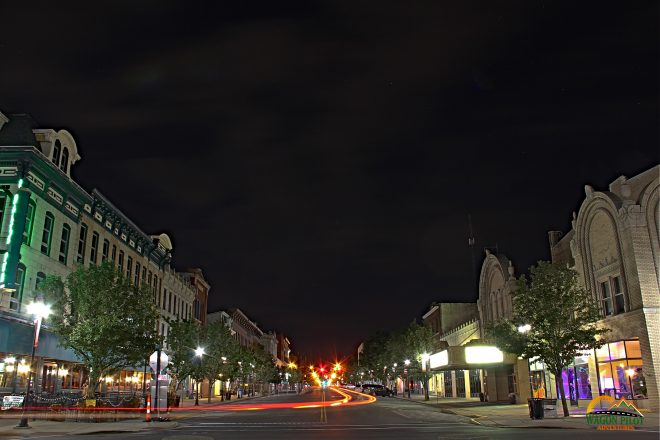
[1, 395, 23, 410]
[586, 395, 644, 430]
[429, 350, 448, 369]
[465, 346, 503, 364]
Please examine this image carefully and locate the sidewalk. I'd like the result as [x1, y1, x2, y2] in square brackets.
[0, 394, 265, 436]
[394, 393, 659, 431]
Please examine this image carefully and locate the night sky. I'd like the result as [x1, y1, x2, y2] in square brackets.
[0, 1, 657, 358]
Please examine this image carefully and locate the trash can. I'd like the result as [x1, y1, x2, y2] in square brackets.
[542, 398, 557, 418]
[528, 398, 544, 419]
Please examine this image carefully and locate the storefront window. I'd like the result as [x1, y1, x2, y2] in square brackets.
[625, 340, 642, 358]
[455, 370, 466, 397]
[595, 339, 646, 399]
[443, 372, 453, 397]
[609, 341, 626, 360]
[469, 369, 482, 397]
[595, 344, 610, 361]
[575, 364, 592, 400]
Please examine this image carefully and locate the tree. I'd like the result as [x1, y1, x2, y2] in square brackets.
[488, 261, 609, 416]
[40, 262, 159, 398]
[201, 320, 240, 402]
[166, 319, 199, 401]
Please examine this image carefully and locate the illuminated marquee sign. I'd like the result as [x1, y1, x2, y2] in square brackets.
[429, 350, 448, 369]
[465, 346, 504, 364]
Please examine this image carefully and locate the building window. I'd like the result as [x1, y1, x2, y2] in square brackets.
[77, 223, 88, 263]
[111, 245, 117, 262]
[90, 232, 99, 264]
[60, 147, 69, 174]
[35, 272, 46, 292]
[600, 276, 626, 316]
[168, 291, 172, 313]
[194, 299, 201, 320]
[147, 271, 152, 287]
[101, 239, 110, 262]
[141, 267, 146, 284]
[159, 288, 163, 308]
[22, 200, 36, 245]
[0, 194, 6, 231]
[52, 140, 61, 165]
[595, 340, 645, 399]
[127, 256, 133, 280]
[118, 251, 124, 273]
[612, 276, 625, 314]
[41, 212, 55, 255]
[59, 223, 71, 264]
[10, 264, 26, 311]
[469, 369, 482, 397]
[135, 263, 140, 286]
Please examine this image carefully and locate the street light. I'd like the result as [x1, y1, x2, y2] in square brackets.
[194, 347, 204, 406]
[16, 300, 51, 428]
[518, 324, 531, 333]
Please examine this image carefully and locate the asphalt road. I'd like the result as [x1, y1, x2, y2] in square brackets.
[21, 388, 659, 440]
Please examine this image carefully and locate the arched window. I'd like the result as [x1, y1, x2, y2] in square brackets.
[60, 147, 69, 174]
[52, 140, 61, 165]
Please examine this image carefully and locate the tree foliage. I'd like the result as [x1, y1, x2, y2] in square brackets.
[352, 321, 434, 383]
[487, 261, 609, 416]
[40, 262, 159, 398]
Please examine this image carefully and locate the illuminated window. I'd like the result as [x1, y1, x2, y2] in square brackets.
[77, 223, 87, 263]
[41, 212, 55, 255]
[90, 232, 99, 264]
[595, 339, 646, 399]
[22, 200, 35, 245]
[59, 224, 71, 264]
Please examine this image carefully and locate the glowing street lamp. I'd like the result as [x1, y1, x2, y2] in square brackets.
[194, 347, 204, 406]
[518, 324, 532, 333]
[17, 300, 51, 428]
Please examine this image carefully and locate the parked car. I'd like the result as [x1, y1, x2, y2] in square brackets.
[360, 384, 393, 397]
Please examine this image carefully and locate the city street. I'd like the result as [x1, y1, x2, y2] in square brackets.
[8, 387, 656, 440]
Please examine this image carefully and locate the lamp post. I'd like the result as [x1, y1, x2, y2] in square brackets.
[518, 324, 533, 399]
[194, 347, 204, 406]
[16, 300, 51, 429]
[404, 359, 411, 399]
[421, 353, 430, 401]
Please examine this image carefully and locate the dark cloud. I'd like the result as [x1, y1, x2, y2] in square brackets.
[0, 1, 657, 357]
